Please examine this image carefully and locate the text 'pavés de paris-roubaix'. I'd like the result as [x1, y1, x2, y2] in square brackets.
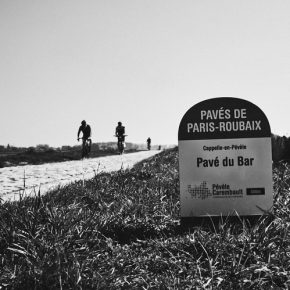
[178, 97, 272, 217]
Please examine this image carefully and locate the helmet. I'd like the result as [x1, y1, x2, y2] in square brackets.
[81, 120, 86, 125]
[118, 121, 122, 126]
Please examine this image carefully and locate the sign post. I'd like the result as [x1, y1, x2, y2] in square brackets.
[178, 97, 272, 217]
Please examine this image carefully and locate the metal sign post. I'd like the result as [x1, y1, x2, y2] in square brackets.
[178, 97, 272, 217]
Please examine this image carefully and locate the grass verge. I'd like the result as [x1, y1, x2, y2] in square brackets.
[0, 147, 290, 289]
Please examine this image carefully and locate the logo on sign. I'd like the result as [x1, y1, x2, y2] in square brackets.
[188, 182, 243, 199]
[188, 182, 211, 199]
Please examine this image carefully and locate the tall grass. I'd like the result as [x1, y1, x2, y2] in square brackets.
[0, 147, 289, 289]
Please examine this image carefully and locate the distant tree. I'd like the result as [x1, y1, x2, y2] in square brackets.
[36, 144, 50, 152]
[272, 134, 290, 161]
[61, 145, 72, 151]
[10, 146, 18, 151]
[282, 137, 290, 160]
[91, 143, 99, 151]
[27, 147, 35, 153]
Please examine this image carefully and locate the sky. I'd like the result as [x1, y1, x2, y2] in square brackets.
[0, 0, 290, 147]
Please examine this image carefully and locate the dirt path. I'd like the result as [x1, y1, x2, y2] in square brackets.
[0, 150, 160, 202]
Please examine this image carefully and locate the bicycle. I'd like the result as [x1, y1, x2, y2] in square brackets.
[78, 137, 92, 158]
[114, 135, 127, 155]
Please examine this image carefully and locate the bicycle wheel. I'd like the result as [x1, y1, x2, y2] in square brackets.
[85, 143, 90, 157]
[81, 143, 87, 158]
[81, 147, 86, 158]
[118, 141, 124, 154]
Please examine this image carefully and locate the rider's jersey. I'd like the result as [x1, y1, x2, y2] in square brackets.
[78, 124, 91, 139]
[115, 125, 125, 136]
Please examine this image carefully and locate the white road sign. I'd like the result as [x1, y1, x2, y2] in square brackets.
[178, 97, 272, 217]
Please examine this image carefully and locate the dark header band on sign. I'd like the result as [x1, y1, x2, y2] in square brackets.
[178, 97, 271, 140]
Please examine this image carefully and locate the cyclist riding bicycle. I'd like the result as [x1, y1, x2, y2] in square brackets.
[77, 120, 92, 157]
[147, 137, 151, 150]
[115, 121, 126, 154]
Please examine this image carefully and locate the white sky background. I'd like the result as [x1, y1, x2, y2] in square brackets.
[0, 0, 289, 147]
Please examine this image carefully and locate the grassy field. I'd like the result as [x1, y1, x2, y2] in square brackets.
[0, 147, 289, 289]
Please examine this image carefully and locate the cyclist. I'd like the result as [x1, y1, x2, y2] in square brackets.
[77, 120, 92, 157]
[115, 121, 125, 141]
[115, 121, 126, 154]
[147, 137, 151, 150]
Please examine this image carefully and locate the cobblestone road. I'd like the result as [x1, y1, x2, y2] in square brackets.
[0, 150, 159, 202]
